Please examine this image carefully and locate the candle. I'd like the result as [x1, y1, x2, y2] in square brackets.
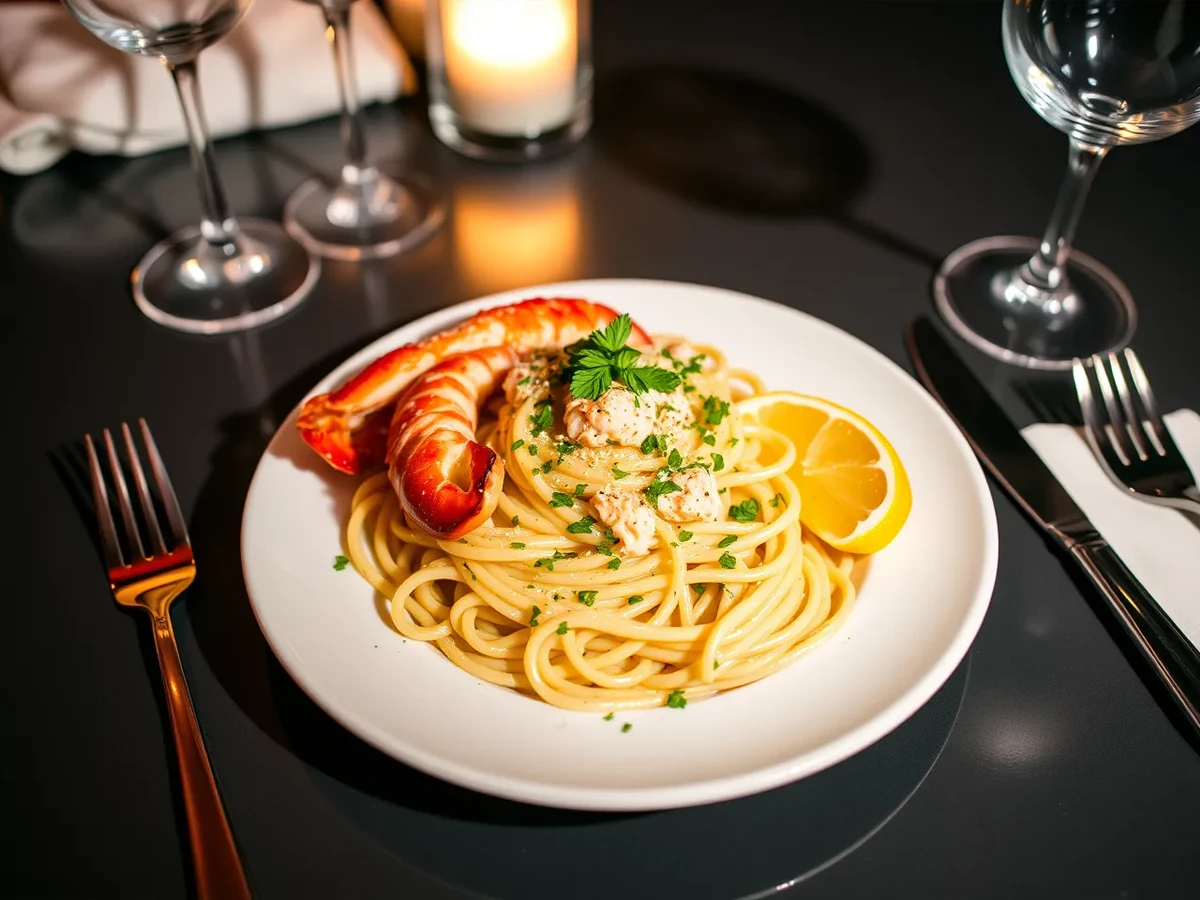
[441, 0, 578, 137]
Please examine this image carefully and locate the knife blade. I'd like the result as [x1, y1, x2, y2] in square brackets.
[906, 317, 1200, 737]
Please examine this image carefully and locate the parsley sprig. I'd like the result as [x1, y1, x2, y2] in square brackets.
[566, 315, 681, 400]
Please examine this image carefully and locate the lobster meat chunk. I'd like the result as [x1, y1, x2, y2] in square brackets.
[298, 297, 649, 473]
[387, 347, 518, 540]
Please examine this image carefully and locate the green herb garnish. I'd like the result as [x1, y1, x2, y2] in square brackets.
[565, 315, 682, 400]
[666, 690, 688, 709]
[333, 555, 349, 571]
[511, 439, 525, 452]
[728, 498, 760, 522]
[577, 590, 598, 607]
[678, 530, 693, 542]
[621, 722, 633, 733]
[612, 464, 630, 479]
[530, 404, 554, 436]
[718, 551, 737, 569]
[607, 557, 621, 570]
[557, 621, 569, 635]
[717, 535, 737, 548]
[644, 479, 682, 506]
[711, 453, 725, 472]
[566, 516, 596, 535]
[510, 542, 526, 549]
[530, 605, 542, 626]
[549, 491, 575, 508]
[628, 595, 644, 604]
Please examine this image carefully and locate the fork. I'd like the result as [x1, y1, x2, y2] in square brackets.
[1072, 349, 1200, 516]
[85, 420, 252, 900]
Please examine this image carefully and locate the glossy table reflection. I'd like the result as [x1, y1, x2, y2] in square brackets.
[4, 2, 1200, 899]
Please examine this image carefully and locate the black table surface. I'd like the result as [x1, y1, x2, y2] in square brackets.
[5, 2, 1200, 898]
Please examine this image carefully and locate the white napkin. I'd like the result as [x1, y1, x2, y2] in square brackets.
[1022, 409, 1200, 646]
[0, 0, 416, 175]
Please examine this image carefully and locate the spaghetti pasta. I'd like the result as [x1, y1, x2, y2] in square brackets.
[344, 336, 857, 712]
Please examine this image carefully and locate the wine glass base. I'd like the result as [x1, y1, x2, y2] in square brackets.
[132, 218, 319, 335]
[283, 171, 443, 261]
[933, 235, 1137, 370]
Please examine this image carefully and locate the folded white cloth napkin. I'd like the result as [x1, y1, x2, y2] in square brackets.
[0, 0, 416, 175]
[1023, 409, 1200, 646]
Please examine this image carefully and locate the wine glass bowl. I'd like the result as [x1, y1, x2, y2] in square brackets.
[66, 0, 252, 62]
[1005, 0, 1200, 146]
[61, 0, 319, 334]
[935, 0, 1200, 369]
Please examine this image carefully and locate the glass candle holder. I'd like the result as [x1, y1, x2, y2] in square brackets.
[426, 0, 592, 162]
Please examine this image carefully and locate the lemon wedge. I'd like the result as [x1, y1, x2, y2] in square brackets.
[738, 392, 911, 553]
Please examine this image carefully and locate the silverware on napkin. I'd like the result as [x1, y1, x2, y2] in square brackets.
[1073, 349, 1200, 516]
[905, 318, 1200, 739]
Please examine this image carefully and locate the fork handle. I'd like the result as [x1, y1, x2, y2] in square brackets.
[151, 613, 253, 900]
[1071, 539, 1200, 738]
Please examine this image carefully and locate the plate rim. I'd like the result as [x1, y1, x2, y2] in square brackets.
[241, 277, 999, 810]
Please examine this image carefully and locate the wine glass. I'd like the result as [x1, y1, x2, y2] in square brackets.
[61, 0, 320, 334]
[283, 0, 443, 260]
[934, 0, 1200, 370]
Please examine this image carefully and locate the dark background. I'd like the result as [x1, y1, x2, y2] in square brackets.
[3, 2, 1199, 898]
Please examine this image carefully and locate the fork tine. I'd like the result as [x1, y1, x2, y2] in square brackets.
[139, 419, 190, 547]
[1090, 353, 1133, 466]
[1123, 348, 1170, 457]
[85, 435, 126, 572]
[1106, 352, 1148, 460]
[103, 427, 147, 560]
[123, 422, 168, 556]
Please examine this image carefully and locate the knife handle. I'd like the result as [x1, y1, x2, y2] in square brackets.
[1071, 539, 1200, 736]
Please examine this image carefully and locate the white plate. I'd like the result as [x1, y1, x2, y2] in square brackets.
[242, 279, 998, 811]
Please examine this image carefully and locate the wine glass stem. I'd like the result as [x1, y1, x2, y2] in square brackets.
[325, 3, 369, 175]
[167, 59, 236, 246]
[1021, 139, 1108, 292]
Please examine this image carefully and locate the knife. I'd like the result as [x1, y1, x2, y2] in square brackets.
[906, 317, 1200, 738]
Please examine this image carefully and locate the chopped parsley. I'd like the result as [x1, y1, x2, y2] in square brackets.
[549, 491, 575, 508]
[511, 439, 525, 452]
[596, 528, 617, 556]
[711, 453, 725, 472]
[666, 690, 688, 709]
[510, 541, 526, 549]
[702, 433, 716, 446]
[729, 438, 740, 447]
[332, 555, 349, 571]
[527, 444, 539, 457]
[627, 595, 644, 604]
[770, 492, 786, 509]
[684, 384, 697, 393]
[717, 535, 737, 548]
[574, 483, 587, 498]
[511, 515, 520, 527]
[621, 722, 633, 733]
[718, 551, 737, 569]
[565, 314, 681, 399]
[557, 621, 569, 635]
[678, 530, 693, 542]
[612, 464, 630, 479]
[607, 557, 622, 570]
[604, 711, 614, 721]
[728, 498, 760, 522]
[667, 448, 683, 469]
[702, 395, 731, 426]
[530, 404, 554, 436]
[566, 516, 596, 534]
[577, 590, 598, 607]
[529, 605, 542, 626]
[557, 440, 580, 457]
[516, 375, 531, 386]
[540, 460, 554, 474]
[644, 479, 682, 506]
[691, 583, 706, 597]
[640, 434, 667, 455]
